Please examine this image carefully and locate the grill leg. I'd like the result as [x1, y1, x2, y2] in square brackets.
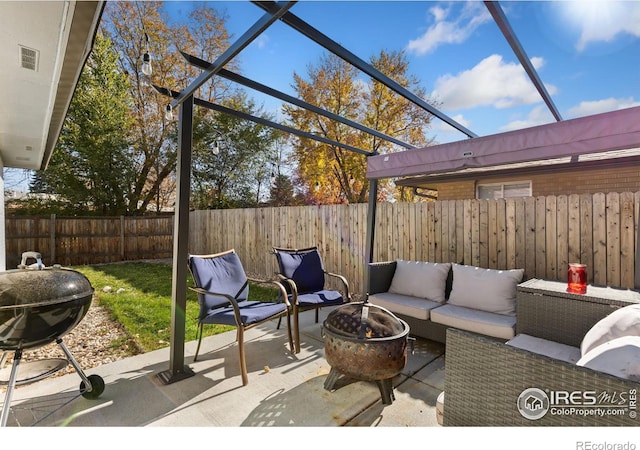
[376, 379, 395, 405]
[56, 339, 93, 393]
[1, 349, 22, 427]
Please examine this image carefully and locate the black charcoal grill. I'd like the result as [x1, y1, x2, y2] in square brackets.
[322, 299, 411, 405]
[0, 252, 105, 426]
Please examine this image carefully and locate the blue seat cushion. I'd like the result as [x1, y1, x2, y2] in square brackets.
[200, 300, 287, 327]
[296, 290, 343, 307]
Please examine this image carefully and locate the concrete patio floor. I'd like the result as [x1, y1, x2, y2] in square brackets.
[2, 306, 445, 428]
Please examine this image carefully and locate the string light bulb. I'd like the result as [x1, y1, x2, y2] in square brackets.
[164, 104, 173, 121]
[141, 33, 152, 76]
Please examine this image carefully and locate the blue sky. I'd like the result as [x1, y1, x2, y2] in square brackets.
[163, 0, 640, 145]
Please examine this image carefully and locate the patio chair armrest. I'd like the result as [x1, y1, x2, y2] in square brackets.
[189, 286, 235, 303]
[326, 271, 351, 301]
[444, 328, 640, 426]
[274, 274, 299, 301]
[247, 276, 292, 307]
[189, 286, 244, 324]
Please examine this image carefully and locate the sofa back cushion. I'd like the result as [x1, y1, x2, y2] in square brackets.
[388, 260, 451, 303]
[577, 335, 640, 381]
[580, 304, 640, 356]
[447, 264, 524, 316]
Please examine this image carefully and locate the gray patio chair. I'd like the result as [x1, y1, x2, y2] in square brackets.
[272, 246, 351, 353]
[188, 249, 293, 386]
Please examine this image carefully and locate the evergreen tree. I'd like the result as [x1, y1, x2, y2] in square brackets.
[33, 32, 134, 215]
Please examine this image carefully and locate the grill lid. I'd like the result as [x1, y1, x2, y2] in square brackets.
[324, 302, 405, 338]
[0, 266, 94, 309]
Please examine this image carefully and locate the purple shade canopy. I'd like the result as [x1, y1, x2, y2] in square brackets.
[366, 106, 640, 180]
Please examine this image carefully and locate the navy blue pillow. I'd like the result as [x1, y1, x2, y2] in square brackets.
[277, 250, 325, 294]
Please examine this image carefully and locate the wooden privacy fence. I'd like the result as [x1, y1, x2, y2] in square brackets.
[5, 214, 174, 268]
[189, 192, 640, 295]
[6, 192, 638, 294]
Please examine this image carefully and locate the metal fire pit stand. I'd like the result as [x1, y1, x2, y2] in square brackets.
[322, 300, 411, 406]
[324, 367, 397, 405]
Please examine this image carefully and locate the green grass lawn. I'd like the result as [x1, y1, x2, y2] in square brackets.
[75, 262, 280, 353]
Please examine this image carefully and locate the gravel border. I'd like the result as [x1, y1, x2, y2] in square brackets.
[1, 298, 141, 386]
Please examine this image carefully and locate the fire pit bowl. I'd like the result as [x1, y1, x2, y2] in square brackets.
[322, 301, 410, 405]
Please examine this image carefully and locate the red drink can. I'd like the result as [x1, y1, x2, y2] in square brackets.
[567, 263, 587, 294]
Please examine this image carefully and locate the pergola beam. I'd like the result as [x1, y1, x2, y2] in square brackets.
[484, 1, 562, 122]
[180, 50, 416, 150]
[155, 85, 373, 156]
[169, 1, 296, 110]
[252, 1, 478, 139]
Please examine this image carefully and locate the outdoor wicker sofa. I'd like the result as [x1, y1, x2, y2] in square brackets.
[443, 280, 640, 426]
[368, 260, 524, 343]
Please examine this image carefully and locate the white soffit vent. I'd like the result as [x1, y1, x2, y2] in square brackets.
[19, 45, 39, 71]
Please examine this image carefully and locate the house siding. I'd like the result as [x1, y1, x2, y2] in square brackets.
[430, 165, 640, 200]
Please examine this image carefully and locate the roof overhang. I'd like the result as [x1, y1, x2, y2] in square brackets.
[0, 1, 104, 171]
[366, 106, 640, 181]
[395, 148, 640, 188]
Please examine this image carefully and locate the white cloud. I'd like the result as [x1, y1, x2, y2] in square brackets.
[407, 2, 492, 55]
[563, 1, 640, 51]
[568, 97, 640, 117]
[431, 113, 471, 133]
[499, 105, 555, 132]
[427, 114, 472, 144]
[432, 54, 557, 110]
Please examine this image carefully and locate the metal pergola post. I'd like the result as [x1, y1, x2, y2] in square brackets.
[160, 1, 297, 384]
[157, 94, 196, 385]
[364, 176, 379, 297]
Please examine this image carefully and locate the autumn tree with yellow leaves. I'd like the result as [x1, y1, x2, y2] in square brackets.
[284, 50, 437, 205]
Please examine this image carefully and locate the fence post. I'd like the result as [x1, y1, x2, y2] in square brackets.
[49, 214, 56, 264]
[120, 216, 125, 261]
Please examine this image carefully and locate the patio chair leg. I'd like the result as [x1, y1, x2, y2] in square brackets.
[193, 323, 204, 362]
[315, 308, 319, 323]
[294, 305, 301, 353]
[237, 327, 248, 386]
[276, 315, 282, 329]
[284, 311, 294, 353]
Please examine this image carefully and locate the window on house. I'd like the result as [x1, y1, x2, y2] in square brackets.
[476, 181, 531, 199]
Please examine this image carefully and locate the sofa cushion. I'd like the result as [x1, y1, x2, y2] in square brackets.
[447, 264, 524, 316]
[577, 336, 640, 381]
[368, 292, 442, 321]
[430, 303, 516, 340]
[580, 304, 640, 356]
[388, 260, 451, 303]
[507, 334, 581, 364]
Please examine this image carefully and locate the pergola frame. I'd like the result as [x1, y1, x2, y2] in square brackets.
[155, 1, 612, 383]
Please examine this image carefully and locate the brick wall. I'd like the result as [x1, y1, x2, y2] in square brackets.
[429, 165, 640, 200]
